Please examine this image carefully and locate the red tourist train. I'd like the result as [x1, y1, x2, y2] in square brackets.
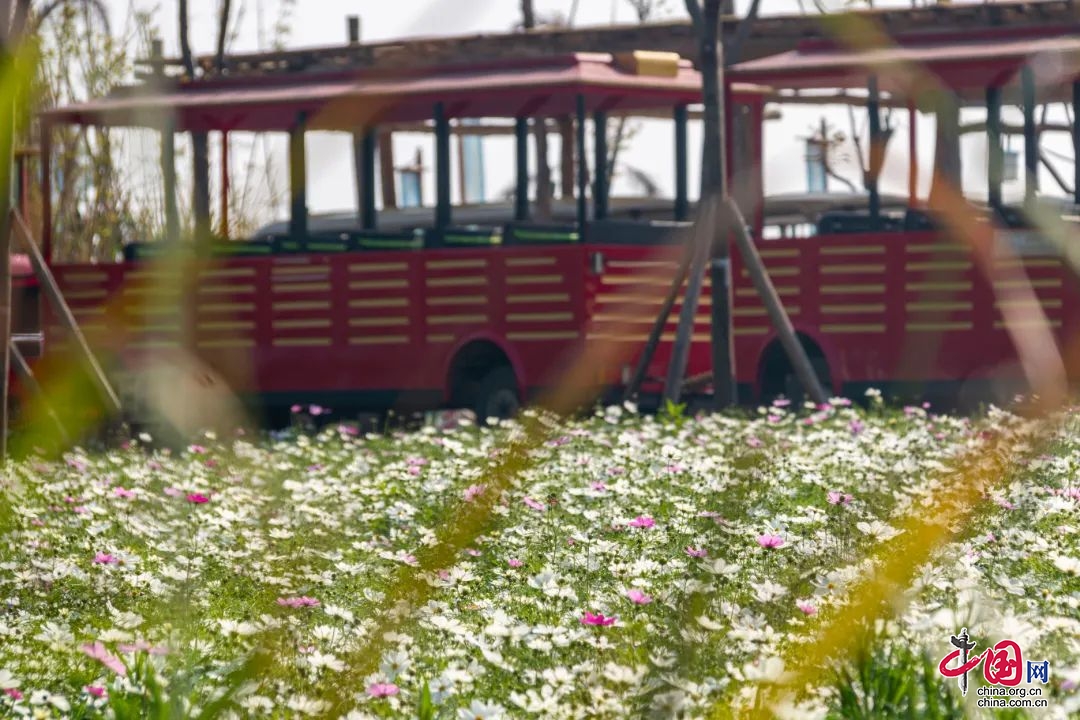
[19, 24, 1080, 425]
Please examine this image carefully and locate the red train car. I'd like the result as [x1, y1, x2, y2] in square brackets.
[29, 25, 1080, 426]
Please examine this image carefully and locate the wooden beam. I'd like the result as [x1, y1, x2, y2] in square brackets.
[867, 75, 882, 229]
[378, 130, 396, 210]
[289, 112, 308, 241]
[593, 110, 608, 221]
[674, 104, 689, 221]
[10, 211, 122, 416]
[575, 94, 587, 229]
[10, 339, 70, 444]
[987, 85, 1003, 210]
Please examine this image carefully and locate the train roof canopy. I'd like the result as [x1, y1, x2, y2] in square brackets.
[43, 52, 768, 133]
[729, 26, 1080, 101]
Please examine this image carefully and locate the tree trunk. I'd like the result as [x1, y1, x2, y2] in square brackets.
[521, 0, 552, 220]
[928, 93, 961, 207]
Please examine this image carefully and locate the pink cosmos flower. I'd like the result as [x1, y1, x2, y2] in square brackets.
[591, 481, 607, 491]
[309, 405, 326, 416]
[757, 534, 785, 549]
[849, 419, 865, 436]
[4, 688, 23, 700]
[827, 491, 852, 506]
[508, 558, 523, 568]
[685, 546, 707, 558]
[772, 398, 791, 407]
[523, 497, 546, 512]
[84, 686, 107, 699]
[626, 589, 652, 605]
[93, 552, 118, 565]
[580, 612, 617, 626]
[628, 515, 655, 529]
[796, 600, 818, 615]
[188, 444, 207, 454]
[276, 596, 320, 608]
[117, 639, 168, 655]
[367, 683, 399, 698]
[465, 548, 481, 557]
[113, 486, 135, 499]
[290, 404, 302, 413]
[747, 436, 763, 448]
[185, 493, 210, 504]
[163, 487, 182, 497]
[463, 484, 485, 502]
[80, 642, 127, 676]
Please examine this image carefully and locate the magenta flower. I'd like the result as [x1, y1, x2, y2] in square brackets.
[508, 558, 523, 568]
[628, 515, 655, 529]
[591, 481, 608, 491]
[188, 444, 207, 454]
[93, 552, 118, 565]
[826, 491, 852, 506]
[185, 493, 210, 504]
[80, 642, 127, 676]
[747, 436, 763, 448]
[625, 589, 653, 605]
[756, 534, 785, 549]
[276, 596, 320, 608]
[796, 600, 818, 615]
[113, 486, 135, 499]
[309, 404, 326, 416]
[366, 682, 400, 698]
[523, 497, 546, 512]
[685, 546, 707, 558]
[4, 688, 23, 700]
[290, 404, 302, 413]
[849, 419, 865, 436]
[580, 612, 617, 626]
[84, 685, 107, 699]
[463, 484, 485, 502]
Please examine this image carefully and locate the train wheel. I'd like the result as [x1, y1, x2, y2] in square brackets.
[474, 367, 520, 425]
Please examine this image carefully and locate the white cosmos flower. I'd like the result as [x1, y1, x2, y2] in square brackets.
[754, 580, 789, 603]
[285, 695, 329, 715]
[306, 652, 344, 672]
[457, 699, 506, 719]
[0, 668, 19, 689]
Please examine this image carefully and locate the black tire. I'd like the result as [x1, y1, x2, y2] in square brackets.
[474, 367, 520, 425]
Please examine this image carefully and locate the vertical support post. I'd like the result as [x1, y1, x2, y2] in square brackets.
[361, 128, 377, 230]
[434, 101, 451, 231]
[907, 102, 918, 206]
[987, 85, 1003, 210]
[1072, 81, 1080, 206]
[867, 74, 882, 229]
[15, 150, 26, 220]
[41, 123, 51, 260]
[575, 94, 587, 230]
[378, 130, 396, 210]
[514, 116, 529, 222]
[674, 104, 689, 221]
[288, 112, 308, 242]
[593, 110, 608, 221]
[558, 117, 575, 198]
[1022, 65, 1038, 206]
[219, 131, 229, 239]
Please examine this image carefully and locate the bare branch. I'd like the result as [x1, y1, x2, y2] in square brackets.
[725, 0, 762, 68]
[684, 0, 702, 30]
[215, 0, 233, 73]
[179, 0, 195, 78]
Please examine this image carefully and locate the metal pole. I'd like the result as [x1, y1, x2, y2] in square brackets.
[1022, 65, 1037, 206]
[867, 74, 882, 229]
[514, 117, 529, 222]
[987, 85, 1003, 210]
[575, 94, 587, 230]
[288, 112, 308, 241]
[434, 101, 451, 230]
[41, 124, 51, 260]
[378, 131, 397, 210]
[593, 110, 608, 221]
[674, 104, 689, 221]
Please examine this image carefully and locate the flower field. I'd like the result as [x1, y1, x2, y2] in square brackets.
[1, 397, 1079, 719]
